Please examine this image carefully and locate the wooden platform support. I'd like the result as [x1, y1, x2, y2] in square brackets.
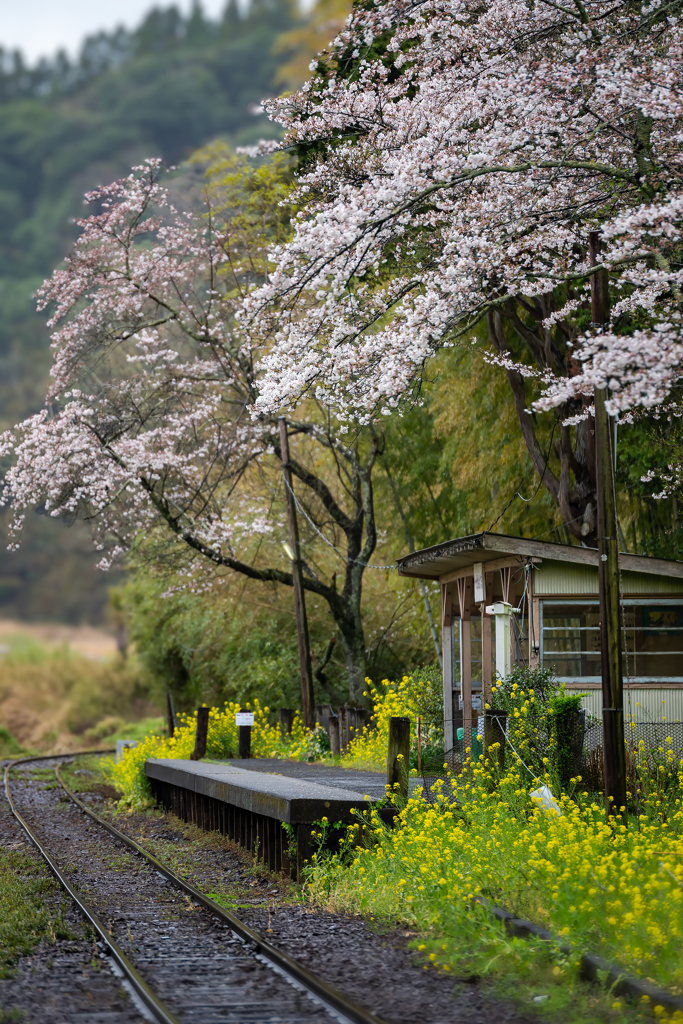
[145, 759, 387, 881]
[442, 582, 455, 752]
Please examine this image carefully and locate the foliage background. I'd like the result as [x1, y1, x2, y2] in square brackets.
[0, 0, 681, 727]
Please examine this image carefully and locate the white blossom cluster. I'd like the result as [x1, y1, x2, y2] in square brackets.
[246, 0, 683, 421]
[0, 160, 274, 581]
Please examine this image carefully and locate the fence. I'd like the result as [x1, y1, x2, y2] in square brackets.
[421, 719, 683, 803]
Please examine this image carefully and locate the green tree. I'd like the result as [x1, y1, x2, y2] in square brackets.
[0, 0, 296, 623]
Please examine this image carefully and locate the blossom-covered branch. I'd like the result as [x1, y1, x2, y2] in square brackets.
[247, 0, 683, 537]
[0, 155, 386, 699]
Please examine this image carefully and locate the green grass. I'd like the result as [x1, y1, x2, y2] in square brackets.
[58, 754, 118, 795]
[109, 717, 165, 744]
[0, 1008, 25, 1022]
[0, 846, 72, 977]
[0, 727, 23, 759]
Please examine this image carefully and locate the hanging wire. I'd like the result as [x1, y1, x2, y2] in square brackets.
[488, 712, 545, 786]
[282, 476, 397, 571]
[531, 511, 586, 542]
[483, 421, 557, 534]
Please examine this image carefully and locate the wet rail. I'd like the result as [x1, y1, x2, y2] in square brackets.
[4, 753, 385, 1024]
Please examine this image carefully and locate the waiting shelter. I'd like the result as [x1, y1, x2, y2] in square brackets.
[396, 533, 683, 751]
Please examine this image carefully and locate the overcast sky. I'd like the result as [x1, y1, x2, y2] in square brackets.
[1, 0, 228, 63]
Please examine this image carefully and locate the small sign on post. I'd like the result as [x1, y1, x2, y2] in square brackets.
[236, 709, 253, 759]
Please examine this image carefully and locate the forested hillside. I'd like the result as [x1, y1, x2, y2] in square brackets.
[0, 1, 294, 620]
[0, 0, 679, 665]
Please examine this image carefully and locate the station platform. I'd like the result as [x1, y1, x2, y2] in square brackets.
[145, 758, 388, 878]
[219, 758, 387, 801]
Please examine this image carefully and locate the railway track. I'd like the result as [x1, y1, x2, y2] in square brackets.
[4, 753, 385, 1024]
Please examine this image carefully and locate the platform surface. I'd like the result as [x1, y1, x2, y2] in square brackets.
[219, 758, 388, 801]
[145, 758, 382, 823]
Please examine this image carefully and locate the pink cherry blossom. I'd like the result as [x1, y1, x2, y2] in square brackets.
[245, 0, 683, 427]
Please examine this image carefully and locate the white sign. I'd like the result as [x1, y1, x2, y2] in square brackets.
[473, 561, 485, 604]
[235, 712, 254, 727]
[458, 695, 483, 710]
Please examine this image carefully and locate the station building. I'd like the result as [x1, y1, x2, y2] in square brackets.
[396, 533, 683, 750]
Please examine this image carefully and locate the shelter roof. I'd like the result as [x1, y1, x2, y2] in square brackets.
[396, 533, 683, 582]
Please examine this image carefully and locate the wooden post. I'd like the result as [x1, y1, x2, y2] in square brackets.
[441, 582, 455, 751]
[238, 708, 252, 760]
[386, 716, 411, 801]
[166, 691, 176, 738]
[190, 706, 209, 761]
[279, 417, 315, 728]
[590, 230, 627, 825]
[329, 714, 340, 757]
[484, 709, 507, 771]
[314, 704, 331, 733]
[279, 708, 294, 736]
[417, 716, 422, 774]
[481, 574, 493, 705]
[353, 708, 370, 736]
[338, 705, 350, 751]
[457, 577, 472, 762]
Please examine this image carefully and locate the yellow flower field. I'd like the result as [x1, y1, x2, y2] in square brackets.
[106, 699, 310, 806]
[306, 673, 683, 1000]
[308, 771, 683, 990]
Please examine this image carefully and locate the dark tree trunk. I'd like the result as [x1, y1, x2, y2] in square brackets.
[488, 302, 599, 544]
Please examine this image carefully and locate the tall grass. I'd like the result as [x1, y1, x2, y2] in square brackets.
[0, 633, 159, 752]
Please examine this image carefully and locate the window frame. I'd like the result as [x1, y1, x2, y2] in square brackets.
[539, 598, 683, 684]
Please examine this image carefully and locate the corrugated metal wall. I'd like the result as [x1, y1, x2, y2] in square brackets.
[535, 562, 683, 596]
[580, 688, 683, 723]
[535, 563, 598, 594]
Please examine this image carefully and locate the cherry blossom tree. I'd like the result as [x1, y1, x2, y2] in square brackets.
[250, 0, 683, 540]
[0, 157, 386, 703]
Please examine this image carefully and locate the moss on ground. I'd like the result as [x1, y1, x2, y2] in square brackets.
[0, 845, 72, 977]
[63, 754, 295, 912]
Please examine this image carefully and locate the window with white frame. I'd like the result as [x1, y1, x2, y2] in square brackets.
[540, 599, 683, 683]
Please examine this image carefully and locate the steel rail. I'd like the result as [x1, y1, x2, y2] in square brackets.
[54, 762, 386, 1024]
[4, 753, 182, 1024]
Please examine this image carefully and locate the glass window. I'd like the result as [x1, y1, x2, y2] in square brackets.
[541, 601, 683, 682]
[451, 614, 494, 694]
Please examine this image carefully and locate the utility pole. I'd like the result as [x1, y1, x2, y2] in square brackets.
[279, 417, 315, 728]
[590, 231, 627, 826]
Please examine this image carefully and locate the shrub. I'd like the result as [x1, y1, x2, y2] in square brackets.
[342, 672, 443, 772]
[106, 699, 309, 807]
